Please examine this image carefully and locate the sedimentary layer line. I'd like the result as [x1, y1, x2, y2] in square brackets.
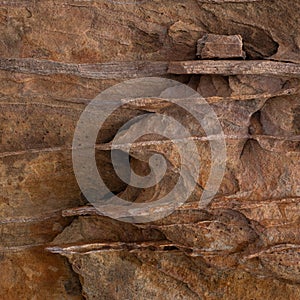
[3, 58, 299, 79]
[0, 58, 169, 79]
[62, 197, 300, 218]
[0, 0, 32, 6]
[168, 60, 300, 77]
[0, 134, 298, 158]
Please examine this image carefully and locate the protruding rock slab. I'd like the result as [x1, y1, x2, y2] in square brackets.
[197, 34, 245, 59]
[168, 60, 300, 77]
[0, 58, 169, 79]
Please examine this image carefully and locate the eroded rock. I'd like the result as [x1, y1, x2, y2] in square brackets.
[1, 0, 300, 298]
[197, 34, 246, 59]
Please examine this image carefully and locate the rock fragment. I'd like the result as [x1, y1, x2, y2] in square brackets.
[197, 34, 246, 59]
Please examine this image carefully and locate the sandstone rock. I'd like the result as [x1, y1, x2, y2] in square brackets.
[49, 245, 300, 300]
[197, 34, 246, 59]
[229, 75, 285, 96]
[197, 75, 232, 97]
[0, 249, 82, 299]
[168, 60, 300, 77]
[1, 0, 300, 298]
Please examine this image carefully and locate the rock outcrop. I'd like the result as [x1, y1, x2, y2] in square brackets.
[0, 0, 299, 299]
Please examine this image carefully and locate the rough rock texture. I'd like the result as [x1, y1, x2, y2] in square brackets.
[196, 34, 245, 59]
[0, 0, 299, 299]
[168, 60, 300, 77]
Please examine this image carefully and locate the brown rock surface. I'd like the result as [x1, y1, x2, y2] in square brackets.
[168, 60, 300, 77]
[197, 34, 245, 59]
[1, 0, 299, 299]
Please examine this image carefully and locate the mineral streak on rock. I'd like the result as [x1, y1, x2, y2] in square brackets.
[197, 34, 246, 59]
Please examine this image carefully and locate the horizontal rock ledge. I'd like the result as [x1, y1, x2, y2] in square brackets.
[0, 58, 169, 79]
[62, 196, 300, 218]
[1, 58, 300, 79]
[168, 60, 300, 77]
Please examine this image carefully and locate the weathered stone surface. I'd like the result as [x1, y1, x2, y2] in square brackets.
[1, 0, 300, 298]
[0, 58, 169, 79]
[197, 34, 245, 59]
[0, 248, 82, 299]
[168, 60, 300, 77]
[196, 75, 232, 97]
[51, 87, 299, 297]
[229, 75, 286, 96]
[51, 216, 165, 245]
[48, 245, 300, 300]
[0, 0, 299, 62]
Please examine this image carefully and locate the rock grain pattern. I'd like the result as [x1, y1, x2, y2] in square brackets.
[0, 0, 299, 299]
[196, 34, 246, 59]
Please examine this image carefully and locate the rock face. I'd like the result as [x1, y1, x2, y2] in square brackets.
[0, 0, 299, 299]
[196, 34, 246, 59]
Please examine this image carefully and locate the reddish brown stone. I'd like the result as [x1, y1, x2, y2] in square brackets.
[197, 34, 246, 59]
[1, 0, 300, 298]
